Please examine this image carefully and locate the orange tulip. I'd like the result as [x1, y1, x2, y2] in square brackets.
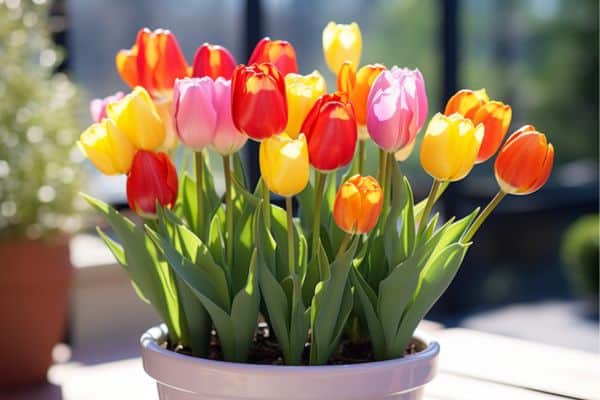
[338, 62, 386, 127]
[444, 89, 511, 163]
[494, 125, 554, 195]
[333, 175, 383, 234]
[116, 28, 189, 98]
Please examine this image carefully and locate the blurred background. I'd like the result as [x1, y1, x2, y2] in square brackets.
[0, 0, 598, 394]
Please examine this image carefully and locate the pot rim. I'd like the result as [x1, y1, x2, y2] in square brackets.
[141, 323, 440, 373]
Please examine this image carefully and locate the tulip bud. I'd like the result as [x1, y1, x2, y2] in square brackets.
[301, 92, 357, 172]
[333, 175, 383, 234]
[116, 28, 189, 98]
[173, 77, 217, 151]
[336, 61, 356, 94]
[232, 63, 288, 141]
[248, 37, 298, 76]
[495, 125, 554, 195]
[192, 43, 236, 80]
[420, 113, 484, 182]
[259, 134, 309, 197]
[366, 67, 428, 153]
[284, 71, 326, 139]
[90, 91, 124, 123]
[78, 119, 136, 175]
[444, 89, 512, 163]
[126, 151, 178, 217]
[322, 22, 362, 76]
[106, 87, 166, 151]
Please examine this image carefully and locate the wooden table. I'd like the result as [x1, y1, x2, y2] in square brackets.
[3, 327, 599, 400]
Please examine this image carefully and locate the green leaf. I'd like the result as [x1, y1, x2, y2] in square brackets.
[393, 243, 470, 357]
[302, 240, 329, 305]
[229, 250, 261, 362]
[82, 194, 182, 343]
[96, 227, 149, 305]
[350, 268, 385, 360]
[384, 176, 416, 269]
[309, 238, 359, 365]
[148, 224, 230, 312]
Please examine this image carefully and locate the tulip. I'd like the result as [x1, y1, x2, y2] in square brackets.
[420, 113, 484, 182]
[154, 97, 178, 150]
[259, 134, 309, 197]
[322, 22, 362, 76]
[366, 67, 428, 153]
[333, 175, 383, 234]
[301, 92, 357, 172]
[78, 118, 136, 175]
[232, 63, 288, 141]
[284, 71, 326, 139]
[90, 91, 124, 123]
[192, 43, 236, 80]
[116, 28, 189, 98]
[494, 125, 554, 195]
[106, 87, 166, 151]
[126, 150, 178, 217]
[338, 63, 386, 126]
[248, 37, 298, 76]
[445, 89, 512, 163]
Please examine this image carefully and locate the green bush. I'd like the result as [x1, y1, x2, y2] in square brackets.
[561, 215, 599, 297]
[0, 0, 83, 240]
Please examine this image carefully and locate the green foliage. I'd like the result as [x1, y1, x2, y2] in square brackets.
[0, 0, 82, 239]
[561, 215, 599, 297]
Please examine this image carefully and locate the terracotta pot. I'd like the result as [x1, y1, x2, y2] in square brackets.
[0, 237, 71, 387]
[141, 324, 439, 400]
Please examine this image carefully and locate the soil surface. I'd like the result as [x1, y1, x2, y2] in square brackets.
[170, 324, 425, 365]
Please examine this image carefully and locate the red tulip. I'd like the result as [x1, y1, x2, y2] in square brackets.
[248, 37, 298, 76]
[126, 150, 178, 217]
[116, 28, 189, 98]
[191, 43, 236, 80]
[231, 63, 288, 141]
[301, 92, 358, 171]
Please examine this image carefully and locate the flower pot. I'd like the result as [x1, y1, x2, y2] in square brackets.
[0, 237, 72, 387]
[141, 324, 440, 400]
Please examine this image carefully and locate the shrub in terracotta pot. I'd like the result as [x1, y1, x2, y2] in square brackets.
[0, 0, 82, 388]
[79, 24, 554, 400]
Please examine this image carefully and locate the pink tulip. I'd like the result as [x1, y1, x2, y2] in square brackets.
[210, 78, 248, 155]
[366, 67, 428, 153]
[89, 91, 124, 122]
[173, 77, 246, 154]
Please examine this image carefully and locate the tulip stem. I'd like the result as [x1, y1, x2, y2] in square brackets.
[337, 233, 352, 258]
[223, 155, 233, 268]
[462, 190, 507, 243]
[262, 180, 271, 229]
[378, 149, 387, 184]
[195, 151, 205, 238]
[311, 171, 327, 257]
[285, 196, 295, 277]
[358, 140, 366, 175]
[418, 179, 442, 234]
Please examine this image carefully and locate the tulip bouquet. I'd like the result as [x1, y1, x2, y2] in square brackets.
[78, 23, 554, 365]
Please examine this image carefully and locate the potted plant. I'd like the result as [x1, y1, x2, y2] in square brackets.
[0, 0, 82, 387]
[78, 23, 554, 399]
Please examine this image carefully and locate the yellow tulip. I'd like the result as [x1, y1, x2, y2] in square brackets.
[259, 133, 309, 197]
[284, 71, 326, 139]
[420, 113, 484, 181]
[106, 86, 166, 151]
[322, 22, 362, 75]
[78, 119, 136, 175]
[153, 97, 178, 151]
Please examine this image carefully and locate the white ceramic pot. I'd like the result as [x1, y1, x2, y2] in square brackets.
[141, 324, 439, 400]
